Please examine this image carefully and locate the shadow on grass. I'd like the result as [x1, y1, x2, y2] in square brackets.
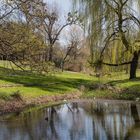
[0, 67, 93, 93]
[107, 78, 140, 86]
[118, 84, 140, 100]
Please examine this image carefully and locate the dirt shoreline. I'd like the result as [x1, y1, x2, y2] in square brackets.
[0, 87, 140, 115]
[0, 92, 82, 115]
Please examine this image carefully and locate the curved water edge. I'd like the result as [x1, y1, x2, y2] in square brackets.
[0, 99, 140, 140]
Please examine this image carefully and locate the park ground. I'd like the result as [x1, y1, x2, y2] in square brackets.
[0, 61, 140, 114]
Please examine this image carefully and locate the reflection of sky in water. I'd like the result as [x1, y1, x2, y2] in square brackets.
[57, 105, 94, 140]
[0, 101, 140, 140]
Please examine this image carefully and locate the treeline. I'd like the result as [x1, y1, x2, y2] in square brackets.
[1, 0, 140, 79]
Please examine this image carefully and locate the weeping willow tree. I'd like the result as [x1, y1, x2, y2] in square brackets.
[73, 0, 140, 79]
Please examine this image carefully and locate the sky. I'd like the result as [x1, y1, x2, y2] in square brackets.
[45, 0, 72, 15]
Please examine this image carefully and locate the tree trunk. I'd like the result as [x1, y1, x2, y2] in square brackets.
[48, 45, 53, 62]
[61, 61, 64, 72]
[130, 51, 139, 79]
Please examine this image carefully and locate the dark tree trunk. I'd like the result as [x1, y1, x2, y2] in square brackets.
[48, 45, 53, 62]
[131, 104, 139, 123]
[61, 61, 64, 72]
[130, 51, 139, 79]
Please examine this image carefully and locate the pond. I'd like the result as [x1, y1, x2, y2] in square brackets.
[0, 100, 140, 140]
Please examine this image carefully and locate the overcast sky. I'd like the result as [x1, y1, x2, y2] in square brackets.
[45, 0, 72, 15]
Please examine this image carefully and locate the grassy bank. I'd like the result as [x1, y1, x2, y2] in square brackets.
[0, 61, 140, 113]
[0, 67, 93, 100]
[82, 71, 140, 100]
[0, 63, 94, 113]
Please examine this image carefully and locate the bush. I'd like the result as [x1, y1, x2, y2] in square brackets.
[10, 90, 22, 101]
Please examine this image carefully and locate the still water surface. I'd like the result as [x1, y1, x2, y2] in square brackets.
[0, 100, 140, 140]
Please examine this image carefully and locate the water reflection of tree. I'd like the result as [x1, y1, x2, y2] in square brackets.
[48, 107, 59, 140]
[68, 103, 86, 140]
[83, 101, 140, 140]
[1, 101, 140, 140]
[0, 106, 62, 140]
[124, 104, 140, 140]
[71, 102, 79, 112]
[0, 110, 47, 140]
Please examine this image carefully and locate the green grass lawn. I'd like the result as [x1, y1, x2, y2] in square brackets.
[82, 70, 140, 100]
[0, 66, 94, 100]
[0, 60, 140, 101]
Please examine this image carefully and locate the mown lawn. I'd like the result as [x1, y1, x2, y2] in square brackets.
[0, 66, 94, 100]
[0, 61, 140, 101]
[82, 70, 140, 100]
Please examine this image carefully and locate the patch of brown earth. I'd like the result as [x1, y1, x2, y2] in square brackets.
[0, 91, 82, 114]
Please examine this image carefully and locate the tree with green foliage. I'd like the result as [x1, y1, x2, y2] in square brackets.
[73, 0, 140, 79]
[0, 21, 46, 71]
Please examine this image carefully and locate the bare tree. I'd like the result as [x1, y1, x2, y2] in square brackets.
[61, 26, 84, 72]
[17, 0, 81, 62]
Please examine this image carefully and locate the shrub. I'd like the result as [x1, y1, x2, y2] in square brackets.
[10, 90, 22, 101]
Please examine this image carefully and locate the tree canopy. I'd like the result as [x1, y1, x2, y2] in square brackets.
[73, 0, 140, 79]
